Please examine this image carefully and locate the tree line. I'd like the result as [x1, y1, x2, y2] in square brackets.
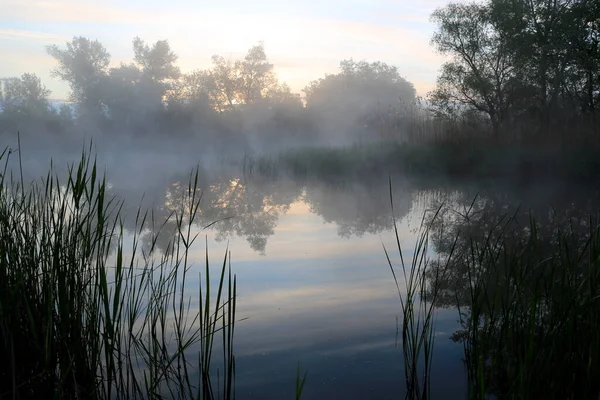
[1, 0, 599, 145]
[0, 37, 416, 148]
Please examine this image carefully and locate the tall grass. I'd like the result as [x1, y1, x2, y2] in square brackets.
[384, 179, 458, 400]
[0, 144, 236, 399]
[383, 182, 600, 399]
[425, 203, 600, 399]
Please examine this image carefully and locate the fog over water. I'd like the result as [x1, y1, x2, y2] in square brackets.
[5, 127, 600, 398]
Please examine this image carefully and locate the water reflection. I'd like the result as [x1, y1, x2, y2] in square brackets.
[422, 181, 600, 309]
[74, 161, 600, 399]
[111, 169, 416, 256]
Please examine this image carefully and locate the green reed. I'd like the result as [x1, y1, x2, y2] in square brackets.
[384, 178, 458, 400]
[0, 143, 236, 399]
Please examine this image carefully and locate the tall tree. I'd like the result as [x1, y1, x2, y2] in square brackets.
[429, 2, 518, 135]
[235, 43, 277, 105]
[168, 70, 211, 107]
[489, 0, 579, 127]
[304, 59, 415, 111]
[205, 43, 281, 111]
[102, 63, 143, 125]
[0, 73, 52, 118]
[205, 55, 238, 111]
[429, 0, 600, 137]
[46, 37, 110, 117]
[132, 37, 180, 110]
[304, 59, 415, 138]
[132, 37, 180, 85]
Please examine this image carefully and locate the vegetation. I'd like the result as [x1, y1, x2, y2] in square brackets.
[422, 198, 600, 399]
[429, 0, 600, 139]
[241, 139, 600, 182]
[385, 183, 456, 400]
[0, 146, 237, 399]
[382, 188, 600, 399]
[2, 0, 599, 159]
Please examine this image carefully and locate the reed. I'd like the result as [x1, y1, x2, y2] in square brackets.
[0, 143, 236, 399]
[384, 178, 458, 400]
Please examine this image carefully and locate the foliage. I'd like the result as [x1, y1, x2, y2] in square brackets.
[46, 37, 111, 117]
[304, 59, 417, 139]
[429, 0, 600, 138]
[0, 73, 52, 119]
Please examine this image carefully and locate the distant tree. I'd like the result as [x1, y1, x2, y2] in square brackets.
[0, 73, 52, 119]
[305, 59, 415, 110]
[235, 43, 277, 104]
[132, 37, 180, 84]
[205, 43, 282, 111]
[303, 59, 416, 138]
[46, 37, 110, 117]
[57, 104, 74, 126]
[206, 55, 239, 111]
[132, 37, 180, 105]
[163, 69, 216, 131]
[102, 63, 143, 125]
[170, 69, 212, 108]
[265, 83, 302, 108]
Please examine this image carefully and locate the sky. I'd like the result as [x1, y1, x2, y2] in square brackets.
[0, 0, 454, 100]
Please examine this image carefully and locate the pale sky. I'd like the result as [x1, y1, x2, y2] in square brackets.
[0, 0, 453, 100]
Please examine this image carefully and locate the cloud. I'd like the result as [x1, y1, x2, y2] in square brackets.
[0, 0, 448, 97]
[0, 28, 65, 43]
[1, 1, 154, 25]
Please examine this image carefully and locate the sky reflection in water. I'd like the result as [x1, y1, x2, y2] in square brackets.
[181, 186, 465, 399]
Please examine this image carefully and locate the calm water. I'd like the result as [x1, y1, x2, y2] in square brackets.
[130, 168, 598, 400]
[106, 168, 468, 399]
[12, 143, 600, 399]
[204, 195, 466, 400]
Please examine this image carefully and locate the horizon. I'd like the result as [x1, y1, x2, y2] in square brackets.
[0, 0, 457, 101]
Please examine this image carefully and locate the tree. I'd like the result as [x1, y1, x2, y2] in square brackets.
[132, 37, 180, 84]
[265, 83, 302, 108]
[489, 0, 581, 127]
[429, 0, 600, 138]
[545, 0, 600, 118]
[102, 63, 143, 125]
[163, 70, 216, 131]
[235, 43, 277, 104]
[46, 37, 110, 117]
[429, 2, 518, 135]
[305, 59, 415, 111]
[206, 55, 239, 112]
[303, 59, 416, 139]
[129, 37, 182, 122]
[0, 73, 52, 118]
[205, 43, 281, 111]
[172, 70, 211, 105]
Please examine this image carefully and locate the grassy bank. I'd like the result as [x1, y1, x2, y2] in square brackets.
[242, 140, 600, 183]
[0, 146, 236, 399]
